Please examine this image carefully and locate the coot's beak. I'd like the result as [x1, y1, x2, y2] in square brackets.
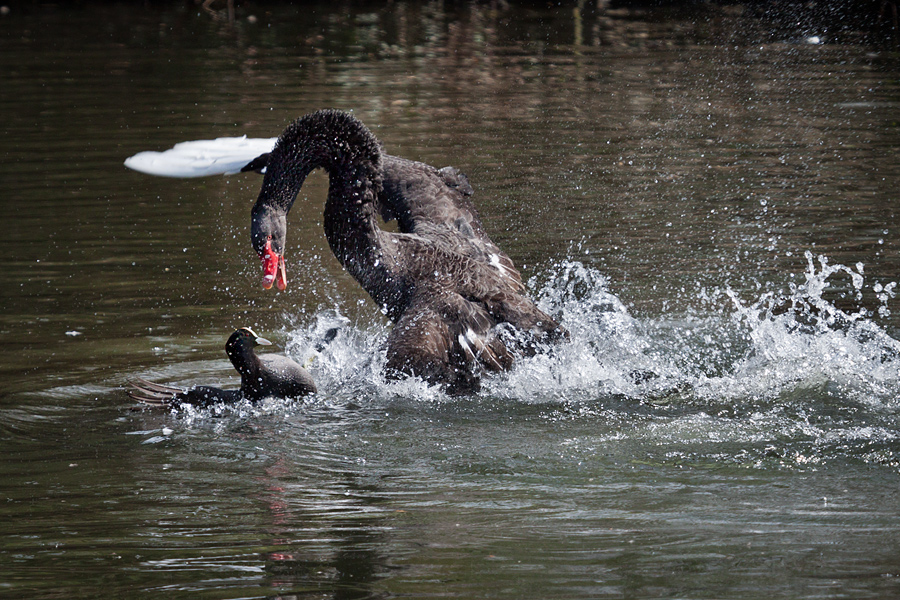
[255, 335, 272, 346]
[261, 237, 287, 291]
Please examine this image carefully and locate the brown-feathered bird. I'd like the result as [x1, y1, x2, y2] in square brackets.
[125, 110, 567, 393]
[247, 110, 567, 392]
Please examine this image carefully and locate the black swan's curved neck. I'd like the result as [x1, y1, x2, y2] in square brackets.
[253, 110, 385, 265]
[258, 109, 383, 214]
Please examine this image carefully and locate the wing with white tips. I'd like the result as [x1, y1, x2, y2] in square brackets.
[124, 136, 277, 178]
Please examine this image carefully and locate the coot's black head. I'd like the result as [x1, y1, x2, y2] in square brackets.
[225, 327, 272, 356]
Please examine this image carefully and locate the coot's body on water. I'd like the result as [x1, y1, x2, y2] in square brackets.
[129, 328, 316, 407]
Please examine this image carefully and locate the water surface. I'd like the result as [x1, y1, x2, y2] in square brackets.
[1, 3, 899, 598]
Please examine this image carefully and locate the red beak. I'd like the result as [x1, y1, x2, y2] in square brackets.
[261, 237, 287, 291]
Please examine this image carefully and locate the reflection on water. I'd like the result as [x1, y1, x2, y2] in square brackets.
[1, 2, 900, 599]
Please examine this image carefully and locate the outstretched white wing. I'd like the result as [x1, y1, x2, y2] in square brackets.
[124, 136, 277, 178]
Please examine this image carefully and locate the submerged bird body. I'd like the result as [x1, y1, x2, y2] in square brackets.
[128, 380, 241, 407]
[129, 328, 316, 407]
[250, 110, 566, 391]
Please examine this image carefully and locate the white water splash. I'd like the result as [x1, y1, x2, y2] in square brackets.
[278, 254, 899, 412]
[149, 253, 900, 470]
[702, 252, 900, 408]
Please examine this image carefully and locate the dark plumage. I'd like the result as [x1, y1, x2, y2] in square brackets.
[248, 109, 567, 392]
[129, 327, 316, 407]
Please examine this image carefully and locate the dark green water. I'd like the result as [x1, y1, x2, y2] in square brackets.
[2, 2, 899, 598]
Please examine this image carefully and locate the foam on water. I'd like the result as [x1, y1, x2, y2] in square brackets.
[263, 252, 900, 469]
[149, 252, 900, 469]
[279, 252, 898, 408]
[702, 252, 900, 409]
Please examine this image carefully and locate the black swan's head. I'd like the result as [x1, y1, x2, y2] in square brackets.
[251, 203, 288, 290]
[250, 109, 382, 291]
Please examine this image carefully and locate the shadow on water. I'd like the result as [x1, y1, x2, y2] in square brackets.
[1, 1, 900, 599]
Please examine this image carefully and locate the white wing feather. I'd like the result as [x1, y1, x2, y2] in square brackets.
[124, 136, 277, 178]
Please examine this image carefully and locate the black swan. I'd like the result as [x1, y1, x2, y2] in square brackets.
[129, 327, 316, 406]
[248, 110, 566, 391]
[125, 110, 567, 392]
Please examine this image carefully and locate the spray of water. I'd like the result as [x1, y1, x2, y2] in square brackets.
[279, 252, 898, 409]
[165, 251, 900, 469]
